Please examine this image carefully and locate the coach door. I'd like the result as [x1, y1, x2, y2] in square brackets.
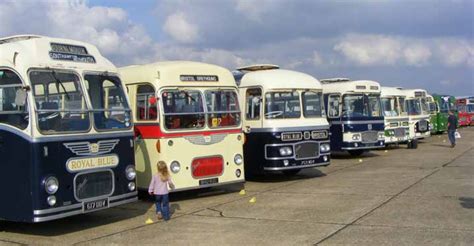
[243, 87, 262, 132]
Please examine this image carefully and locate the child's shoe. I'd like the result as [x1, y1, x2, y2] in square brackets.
[156, 213, 163, 220]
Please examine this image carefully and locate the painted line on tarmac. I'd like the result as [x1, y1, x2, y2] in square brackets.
[347, 221, 474, 233]
[0, 238, 27, 246]
[314, 146, 474, 245]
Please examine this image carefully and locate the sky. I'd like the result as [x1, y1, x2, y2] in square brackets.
[1, 0, 473, 96]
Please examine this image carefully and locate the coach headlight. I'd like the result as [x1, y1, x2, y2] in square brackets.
[320, 143, 330, 152]
[128, 182, 136, 191]
[44, 176, 59, 194]
[352, 133, 361, 141]
[170, 161, 181, 173]
[234, 154, 243, 165]
[47, 195, 57, 207]
[279, 147, 293, 156]
[378, 132, 385, 139]
[125, 165, 136, 181]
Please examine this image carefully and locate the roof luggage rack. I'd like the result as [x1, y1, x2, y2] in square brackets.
[319, 78, 351, 84]
[0, 35, 41, 45]
[236, 64, 279, 72]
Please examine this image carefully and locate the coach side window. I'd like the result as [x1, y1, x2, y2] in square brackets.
[0, 69, 28, 129]
[136, 84, 157, 121]
[246, 88, 261, 120]
[327, 94, 340, 118]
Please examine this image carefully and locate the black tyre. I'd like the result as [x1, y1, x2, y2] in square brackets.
[412, 139, 418, 149]
[348, 149, 365, 156]
[282, 169, 301, 176]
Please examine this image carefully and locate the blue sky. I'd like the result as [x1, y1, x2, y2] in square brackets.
[1, 0, 473, 96]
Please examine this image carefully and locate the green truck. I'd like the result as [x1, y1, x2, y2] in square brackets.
[427, 94, 457, 134]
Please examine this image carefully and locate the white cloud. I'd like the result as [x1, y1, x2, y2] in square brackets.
[334, 34, 402, 66]
[436, 39, 474, 67]
[311, 51, 323, 66]
[0, 0, 155, 66]
[163, 11, 199, 43]
[403, 44, 432, 66]
[234, 0, 274, 22]
[334, 34, 473, 67]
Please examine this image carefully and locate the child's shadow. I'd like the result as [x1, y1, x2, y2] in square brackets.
[170, 203, 182, 215]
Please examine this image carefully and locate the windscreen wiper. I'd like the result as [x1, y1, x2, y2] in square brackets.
[51, 71, 71, 100]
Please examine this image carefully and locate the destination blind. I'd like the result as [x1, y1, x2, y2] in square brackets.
[180, 75, 219, 82]
[49, 43, 96, 63]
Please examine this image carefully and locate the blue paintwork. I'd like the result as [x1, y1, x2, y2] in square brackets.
[0, 128, 134, 222]
[243, 127, 330, 175]
[324, 94, 385, 152]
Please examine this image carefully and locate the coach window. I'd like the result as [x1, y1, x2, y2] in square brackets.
[0, 69, 28, 129]
[327, 94, 340, 118]
[246, 88, 261, 120]
[136, 84, 157, 121]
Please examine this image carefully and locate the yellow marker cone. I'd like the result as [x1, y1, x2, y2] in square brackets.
[358, 159, 363, 163]
[145, 218, 154, 224]
[239, 189, 246, 195]
[249, 197, 256, 203]
[384, 150, 388, 153]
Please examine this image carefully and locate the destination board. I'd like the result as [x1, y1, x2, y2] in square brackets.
[180, 75, 219, 82]
[49, 43, 96, 63]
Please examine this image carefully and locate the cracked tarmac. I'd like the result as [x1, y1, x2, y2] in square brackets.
[0, 128, 473, 245]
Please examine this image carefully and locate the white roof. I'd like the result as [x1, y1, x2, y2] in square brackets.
[400, 88, 428, 99]
[119, 61, 237, 88]
[322, 80, 381, 94]
[381, 86, 406, 97]
[238, 69, 322, 90]
[0, 34, 116, 73]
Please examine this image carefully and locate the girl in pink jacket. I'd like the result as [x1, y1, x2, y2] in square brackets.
[148, 161, 175, 220]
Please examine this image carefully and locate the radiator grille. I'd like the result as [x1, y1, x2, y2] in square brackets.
[192, 156, 223, 178]
[418, 120, 428, 132]
[294, 142, 319, 159]
[75, 171, 114, 200]
[361, 131, 378, 143]
[394, 128, 406, 137]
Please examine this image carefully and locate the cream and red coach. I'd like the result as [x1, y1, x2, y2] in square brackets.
[120, 61, 244, 191]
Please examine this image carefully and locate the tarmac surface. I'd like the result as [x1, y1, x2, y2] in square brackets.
[0, 128, 473, 245]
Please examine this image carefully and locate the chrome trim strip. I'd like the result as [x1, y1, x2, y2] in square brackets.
[330, 120, 384, 125]
[33, 208, 83, 222]
[342, 145, 385, 150]
[33, 197, 138, 222]
[33, 203, 82, 215]
[264, 161, 330, 171]
[264, 140, 329, 161]
[109, 191, 138, 202]
[33, 191, 138, 215]
[384, 117, 409, 122]
[109, 197, 139, 207]
[170, 179, 245, 193]
[32, 132, 133, 143]
[250, 125, 329, 133]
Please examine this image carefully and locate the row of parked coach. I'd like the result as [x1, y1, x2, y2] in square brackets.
[0, 35, 465, 223]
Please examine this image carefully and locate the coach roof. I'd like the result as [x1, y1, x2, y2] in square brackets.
[237, 68, 322, 90]
[119, 61, 236, 87]
[0, 34, 116, 72]
[381, 86, 406, 97]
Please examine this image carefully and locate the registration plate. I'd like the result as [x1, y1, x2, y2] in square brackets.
[199, 178, 218, 186]
[83, 198, 109, 212]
